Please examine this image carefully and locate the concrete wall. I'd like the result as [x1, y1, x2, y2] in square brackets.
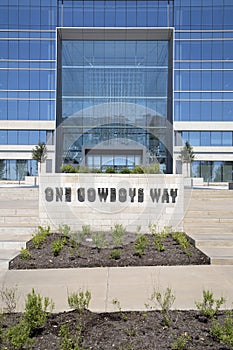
[39, 174, 184, 233]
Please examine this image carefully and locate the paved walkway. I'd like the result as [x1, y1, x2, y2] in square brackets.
[0, 265, 233, 313]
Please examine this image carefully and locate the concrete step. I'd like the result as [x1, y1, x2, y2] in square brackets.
[0, 217, 39, 226]
[188, 233, 233, 248]
[0, 249, 21, 269]
[184, 210, 233, 218]
[0, 187, 39, 201]
[198, 247, 233, 265]
[0, 233, 33, 250]
[0, 208, 39, 217]
[184, 226, 233, 234]
[190, 189, 233, 197]
[0, 226, 36, 235]
[184, 217, 233, 224]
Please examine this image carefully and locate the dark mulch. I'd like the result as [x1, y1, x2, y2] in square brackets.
[6, 231, 228, 350]
[2, 309, 232, 349]
[9, 232, 210, 270]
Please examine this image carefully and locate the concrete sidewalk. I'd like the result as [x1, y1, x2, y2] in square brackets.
[0, 265, 233, 313]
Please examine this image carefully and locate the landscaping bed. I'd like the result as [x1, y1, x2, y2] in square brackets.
[1, 289, 232, 349]
[4, 226, 233, 349]
[9, 225, 210, 270]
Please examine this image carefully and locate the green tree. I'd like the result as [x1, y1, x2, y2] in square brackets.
[179, 141, 195, 163]
[179, 141, 195, 177]
[32, 142, 47, 173]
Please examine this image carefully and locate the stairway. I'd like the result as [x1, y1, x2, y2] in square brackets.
[184, 188, 233, 265]
[0, 186, 39, 269]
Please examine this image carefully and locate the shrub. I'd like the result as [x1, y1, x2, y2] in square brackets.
[81, 225, 91, 237]
[24, 288, 54, 331]
[59, 323, 83, 350]
[58, 224, 71, 238]
[77, 165, 90, 173]
[112, 298, 128, 321]
[149, 225, 167, 252]
[195, 290, 225, 318]
[90, 167, 102, 173]
[146, 287, 176, 327]
[144, 163, 160, 174]
[111, 224, 126, 247]
[69, 226, 91, 247]
[172, 333, 190, 350]
[110, 249, 121, 260]
[105, 167, 116, 173]
[61, 164, 78, 173]
[172, 232, 191, 256]
[52, 237, 67, 256]
[210, 310, 233, 347]
[131, 165, 145, 174]
[0, 286, 18, 313]
[6, 319, 33, 349]
[68, 290, 91, 313]
[119, 167, 132, 174]
[153, 234, 165, 252]
[134, 234, 149, 257]
[32, 226, 51, 249]
[92, 231, 107, 252]
[20, 247, 32, 260]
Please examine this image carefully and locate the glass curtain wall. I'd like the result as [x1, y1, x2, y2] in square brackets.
[0, 0, 57, 180]
[174, 1, 233, 122]
[57, 33, 172, 172]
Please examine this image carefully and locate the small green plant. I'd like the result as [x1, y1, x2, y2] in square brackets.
[67, 290, 91, 313]
[172, 332, 191, 350]
[112, 298, 127, 321]
[59, 323, 83, 350]
[134, 234, 148, 257]
[81, 225, 91, 237]
[24, 288, 54, 331]
[119, 167, 132, 174]
[131, 164, 160, 174]
[110, 249, 121, 260]
[0, 286, 18, 313]
[153, 233, 165, 252]
[92, 231, 107, 252]
[32, 225, 51, 249]
[58, 224, 71, 238]
[105, 167, 116, 173]
[146, 287, 176, 327]
[69, 225, 91, 246]
[52, 237, 67, 256]
[144, 163, 160, 174]
[131, 165, 145, 174]
[20, 247, 32, 260]
[111, 224, 126, 247]
[210, 310, 233, 347]
[77, 165, 91, 173]
[61, 164, 78, 173]
[161, 225, 173, 237]
[195, 289, 225, 318]
[6, 319, 33, 349]
[172, 232, 191, 256]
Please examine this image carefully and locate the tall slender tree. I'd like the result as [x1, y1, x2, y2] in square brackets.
[32, 142, 47, 174]
[179, 141, 195, 177]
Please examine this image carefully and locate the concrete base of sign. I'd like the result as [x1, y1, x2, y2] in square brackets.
[39, 174, 184, 233]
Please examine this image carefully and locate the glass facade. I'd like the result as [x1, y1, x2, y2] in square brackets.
[174, 1, 233, 122]
[178, 131, 233, 147]
[57, 33, 173, 172]
[0, 0, 233, 180]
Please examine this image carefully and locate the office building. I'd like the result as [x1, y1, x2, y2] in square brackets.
[0, 0, 233, 181]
